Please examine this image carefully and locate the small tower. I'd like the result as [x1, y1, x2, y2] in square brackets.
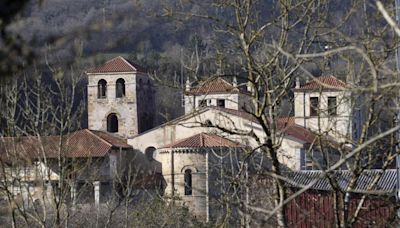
[184, 77, 249, 114]
[293, 75, 354, 142]
[86, 56, 155, 138]
[156, 133, 243, 222]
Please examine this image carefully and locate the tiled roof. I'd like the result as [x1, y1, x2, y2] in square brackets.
[295, 75, 348, 91]
[188, 77, 239, 95]
[86, 56, 145, 73]
[0, 129, 132, 160]
[65, 129, 131, 157]
[160, 133, 243, 149]
[285, 169, 397, 193]
[212, 107, 258, 123]
[280, 124, 318, 144]
[213, 107, 332, 144]
[277, 116, 295, 126]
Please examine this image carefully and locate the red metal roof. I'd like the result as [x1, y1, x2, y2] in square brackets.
[160, 133, 243, 149]
[86, 56, 145, 73]
[188, 77, 239, 95]
[296, 75, 348, 91]
[0, 129, 132, 160]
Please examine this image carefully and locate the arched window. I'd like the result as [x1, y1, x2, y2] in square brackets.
[184, 169, 192, 195]
[98, 79, 107, 98]
[116, 78, 125, 98]
[107, 113, 118, 133]
[145, 147, 156, 161]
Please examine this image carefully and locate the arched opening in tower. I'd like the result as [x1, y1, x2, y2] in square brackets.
[107, 113, 118, 133]
[116, 78, 125, 98]
[98, 79, 107, 98]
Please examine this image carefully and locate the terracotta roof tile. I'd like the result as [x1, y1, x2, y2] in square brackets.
[0, 129, 132, 160]
[211, 107, 332, 144]
[188, 77, 239, 95]
[86, 56, 145, 73]
[296, 75, 348, 91]
[160, 133, 243, 149]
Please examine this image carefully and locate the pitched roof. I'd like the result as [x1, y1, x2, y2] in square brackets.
[285, 169, 397, 193]
[160, 133, 243, 149]
[188, 77, 240, 95]
[65, 129, 131, 158]
[86, 56, 145, 74]
[0, 129, 132, 160]
[295, 75, 348, 91]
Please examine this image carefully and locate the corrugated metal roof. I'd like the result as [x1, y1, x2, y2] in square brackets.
[187, 77, 240, 95]
[86, 56, 145, 73]
[160, 133, 243, 149]
[295, 75, 348, 91]
[285, 169, 397, 193]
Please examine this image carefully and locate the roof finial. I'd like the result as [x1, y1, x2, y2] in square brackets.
[185, 77, 191, 92]
[296, 77, 300, 88]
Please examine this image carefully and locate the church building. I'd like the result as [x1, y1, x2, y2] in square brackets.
[0, 56, 358, 221]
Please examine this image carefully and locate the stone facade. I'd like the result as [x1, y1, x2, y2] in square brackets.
[157, 148, 208, 220]
[87, 71, 155, 138]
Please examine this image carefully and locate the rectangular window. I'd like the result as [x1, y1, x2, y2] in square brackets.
[300, 149, 314, 170]
[328, 97, 337, 116]
[217, 99, 225, 108]
[309, 97, 319, 116]
[199, 99, 207, 108]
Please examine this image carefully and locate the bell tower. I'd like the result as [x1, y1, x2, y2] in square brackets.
[86, 56, 155, 138]
[293, 75, 356, 142]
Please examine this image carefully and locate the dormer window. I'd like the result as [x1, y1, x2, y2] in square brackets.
[328, 97, 337, 116]
[217, 99, 225, 108]
[310, 97, 319, 116]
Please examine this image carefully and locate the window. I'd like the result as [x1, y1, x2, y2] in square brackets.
[300, 148, 326, 170]
[98, 79, 107, 98]
[300, 148, 313, 170]
[328, 97, 337, 116]
[116, 78, 125, 98]
[107, 113, 118, 132]
[199, 99, 207, 108]
[217, 99, 225, 108]
[309, 97, 319, 116]
[145, 147, 156, 161]
[184, 169, 192, 195]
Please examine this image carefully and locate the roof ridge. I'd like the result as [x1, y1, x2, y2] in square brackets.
[84, 129, 113, 147]
[117, 56, 136, 71]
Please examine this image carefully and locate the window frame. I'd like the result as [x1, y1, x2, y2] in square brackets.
[199, 99, 207, 108]
[116, 78, 126, 98]
[184, 169, 192, 195]
[98, 79, 107, 99]
[328, 96, 337, 116]
[217, 99, 226, 108]
[107, 113, 119, 133]
[309, 97, 319, 117]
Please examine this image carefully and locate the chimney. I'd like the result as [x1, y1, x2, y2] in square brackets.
[233, 76, 237, 87]
[296, 77, 300, 88]
[185, 77, 190, 92]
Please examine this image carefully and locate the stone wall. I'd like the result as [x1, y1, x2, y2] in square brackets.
[87, 72, 139, 138]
